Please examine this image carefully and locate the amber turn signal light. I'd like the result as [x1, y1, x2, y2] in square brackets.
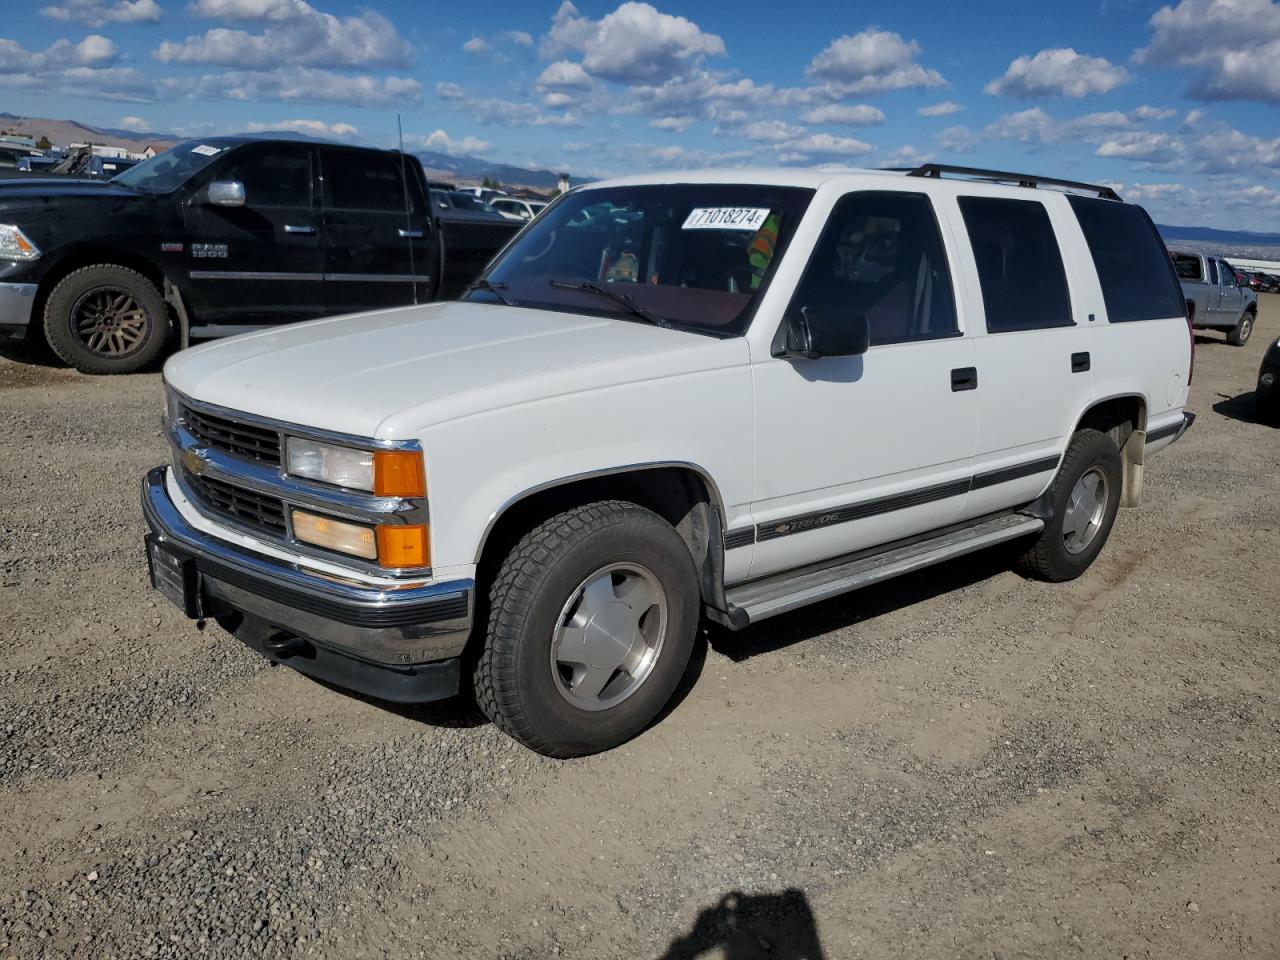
[373, 450, 426, 497]
[376, 524, 430, 568]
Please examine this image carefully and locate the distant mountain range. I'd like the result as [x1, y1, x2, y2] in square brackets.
[0, 112, 177, 152]
[1157, 223, 1280, 260]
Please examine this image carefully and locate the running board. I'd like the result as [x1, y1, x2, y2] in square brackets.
[723, 512, 1044, 628]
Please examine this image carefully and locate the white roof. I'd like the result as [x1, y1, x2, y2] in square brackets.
[582, 166, 903, 191]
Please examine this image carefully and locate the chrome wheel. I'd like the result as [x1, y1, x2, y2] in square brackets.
[550, 562, 667, 712]
[71, 286, 149, 358]
[1063, 466, 1108, 555]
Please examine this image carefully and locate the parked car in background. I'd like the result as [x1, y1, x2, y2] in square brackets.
[14, 156, 59, 174]
[0, 137, 521, 373]
[1248, 271, 1280, 294]
[1170, 250, 1257, 345]
[142, 163, 1193, 757]
[0, 146, 39, 168]
[489, 197, 548, 222]
[1258, 336, 1280, 425]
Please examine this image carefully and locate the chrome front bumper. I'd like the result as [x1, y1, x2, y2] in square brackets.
[142, 466, 474, 670]
[0, 281, 36, 336]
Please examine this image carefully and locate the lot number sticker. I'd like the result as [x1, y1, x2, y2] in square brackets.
[682, 207, 771, 231]
[191, 144, 222, 157]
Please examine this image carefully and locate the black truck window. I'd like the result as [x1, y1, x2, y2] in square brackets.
[1068, 196, 1185, 323]
[322, 149, 409, 212]
[959, 196, 1073, 332]
[790, 191, 958, 345]
[222, 146, 312, 208]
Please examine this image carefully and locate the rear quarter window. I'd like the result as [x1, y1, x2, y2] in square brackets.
[959, 196, 1073, 333]
[1172, 253, 1203, 281]
[1069, 196, 1186, 323]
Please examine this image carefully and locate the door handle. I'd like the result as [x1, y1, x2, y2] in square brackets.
[398, 228, 424, 239]
[283, 224, 316, 235]
[1071, 351, 1091, 373]
[950, 367, 978, 392]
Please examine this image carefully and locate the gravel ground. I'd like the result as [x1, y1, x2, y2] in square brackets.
[1, 305, 1278, 959]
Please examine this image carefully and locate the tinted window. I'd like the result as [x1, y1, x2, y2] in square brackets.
[1172, 254, 1203, 281]
[1068, 196, 1184, 323]
[959, 196, 1072, 332]
[323, 149, 407, 212]
[222, 146, 312, 207]
[790, 192, 958, 345]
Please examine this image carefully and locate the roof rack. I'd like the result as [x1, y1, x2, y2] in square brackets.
[905, 163, 1122, 202]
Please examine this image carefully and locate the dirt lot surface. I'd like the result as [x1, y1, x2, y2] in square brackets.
[1, 306, 1278, 960]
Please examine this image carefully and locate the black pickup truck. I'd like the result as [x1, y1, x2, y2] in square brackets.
[0, 137, 521, 373]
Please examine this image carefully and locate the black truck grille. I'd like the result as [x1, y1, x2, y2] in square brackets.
[184, 406, 282, 466]
[184, 472, 287, 537]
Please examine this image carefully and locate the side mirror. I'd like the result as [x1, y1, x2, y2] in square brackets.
[775, 306, 870, 359]
[205, 180, 246, 208]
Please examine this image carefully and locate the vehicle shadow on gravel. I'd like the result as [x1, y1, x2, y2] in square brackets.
[706, 545, 1019, 662]
[660, 888, 826, 960]
[1212, 390, 1260, 424]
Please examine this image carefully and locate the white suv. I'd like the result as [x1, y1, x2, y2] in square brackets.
[143, 163, 1194, 756]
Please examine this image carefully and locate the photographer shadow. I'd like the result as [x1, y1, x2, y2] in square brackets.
[661, 889, 826, 960]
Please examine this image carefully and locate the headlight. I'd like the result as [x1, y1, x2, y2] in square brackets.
[286, 438, 374, 491]
[0, 224, 42, 261]
[286, 438, 425, 497]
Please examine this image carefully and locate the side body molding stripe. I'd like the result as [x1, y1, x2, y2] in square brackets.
[725, 453, 1061, 548]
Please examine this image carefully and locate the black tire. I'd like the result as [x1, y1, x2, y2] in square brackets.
[474, 500, 700, 757]
[43, 264, 172, 374]
[1227, 309, 1255, 347]
[1019, 428, 1123, 582]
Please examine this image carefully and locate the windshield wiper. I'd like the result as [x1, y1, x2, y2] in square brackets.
[464, 277, 518, 306]
[548, 278, 674, 329]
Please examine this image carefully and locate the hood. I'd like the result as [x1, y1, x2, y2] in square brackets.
[0, 177, 141, 204]
[164, 300, 747, 439]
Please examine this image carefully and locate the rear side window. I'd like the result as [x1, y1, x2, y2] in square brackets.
[1068, 196, 1185, 323]
[322, 149, 408, 212]
[1208, 259, 1219, 284]
[1172, 254, 1203, 281]
[790, 191, 958, 345]
[959, 196, 1072, 332]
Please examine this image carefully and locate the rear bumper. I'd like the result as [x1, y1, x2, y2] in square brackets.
[0, 281, 36, 338]
[141, 466, 473, 702]
[1146, 411, 1195, 447]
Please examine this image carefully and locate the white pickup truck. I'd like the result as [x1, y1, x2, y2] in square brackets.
[143, 163, 1194, 756]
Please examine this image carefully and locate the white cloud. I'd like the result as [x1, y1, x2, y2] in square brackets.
[61, 66, 155, 101]
[936, 125, 977, 152]
[1137, 0, 1280, 104]
[778, 132, 874, 163]
[462, 37, 487, 53]
[800, 103, 884, 125]
[982, 106, 1157, 146]
[0, 34, 119, 71]
[463, 29, 533, 62]
[649, 115, 693, 132]
[537, 60, 594, 89]
[178, 66, 421, 107]
[985, 48, 1128, 98]
[155, 2, 412, 69]
[436, 81, 583, 128]
[40, 0, 161, 26]
[732, 119, 805, 144]
[918, 101, 962, 117]
[806, 28, 944, 94]
[884, 144, 933, 167]
[1133, 104, 1177, 121]
[541, 1, 725, 84]
[117, 114, 150, 131]
[1095, 131, 1182, 163]
[241, 118, 359, 138]
[410, 129, 493, 156]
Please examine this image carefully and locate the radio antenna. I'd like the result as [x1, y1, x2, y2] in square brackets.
[396, 113, 419, 306]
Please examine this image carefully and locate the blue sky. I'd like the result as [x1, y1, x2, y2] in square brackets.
[3, 0, 1280, 229]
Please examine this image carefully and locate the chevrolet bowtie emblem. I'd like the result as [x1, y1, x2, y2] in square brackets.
[181, 447, 210, 476]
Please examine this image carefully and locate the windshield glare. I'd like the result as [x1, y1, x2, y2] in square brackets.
[468, 184, 814, 335]
[111, 140, 230, 193]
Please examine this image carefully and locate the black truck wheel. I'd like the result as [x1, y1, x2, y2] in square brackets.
[1226, 309, 1255, 347]
[43, 265, 172, 374]
[474, 500, 700, 757]
[1019, 428, 1123, 583]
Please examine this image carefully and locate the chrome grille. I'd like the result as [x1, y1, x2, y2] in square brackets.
[184, 471, 287, 537]
[183, 406, 282, 466]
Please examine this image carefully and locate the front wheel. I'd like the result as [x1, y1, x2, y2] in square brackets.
[43, 264, 172, 374]
[474, 500, 700, 757]
[1227, 310, 1255, 347]
[1020, 428, 1123, 582]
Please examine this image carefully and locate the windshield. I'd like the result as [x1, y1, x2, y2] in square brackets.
[466, 183, 813, 336]
[111, 140, 231, 193]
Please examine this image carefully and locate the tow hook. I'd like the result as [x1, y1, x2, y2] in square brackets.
[264, 633, 310, 659]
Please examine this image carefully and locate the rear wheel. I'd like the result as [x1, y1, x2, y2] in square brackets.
[43, 264, 171, 374]
[1020, 428, 1123, 582]
[1227, 309, 1255, 347]
[474, 500, 700, 757]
